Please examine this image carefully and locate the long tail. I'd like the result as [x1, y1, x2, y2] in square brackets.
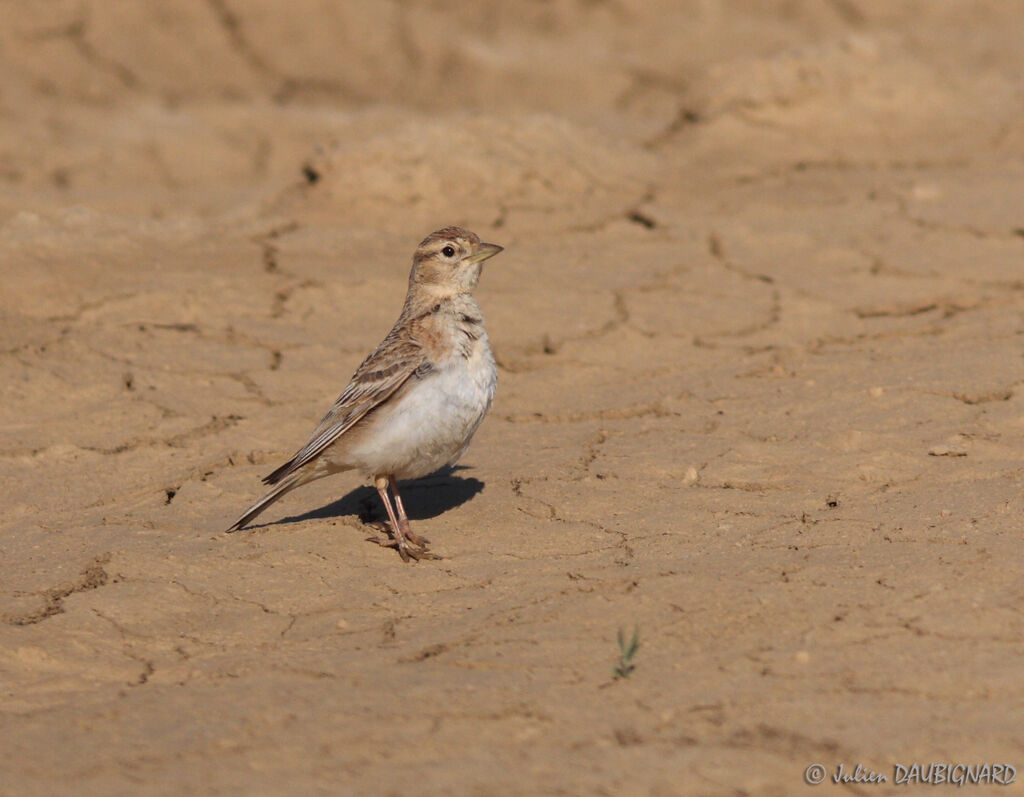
[226, 473, 304, 532]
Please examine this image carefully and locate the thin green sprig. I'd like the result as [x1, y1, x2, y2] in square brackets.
[613, 626, 640, 679]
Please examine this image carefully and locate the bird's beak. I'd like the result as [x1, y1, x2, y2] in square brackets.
[466, 243, 503, 264]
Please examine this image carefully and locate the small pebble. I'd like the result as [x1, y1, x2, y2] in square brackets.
[928, 445, 967, 457]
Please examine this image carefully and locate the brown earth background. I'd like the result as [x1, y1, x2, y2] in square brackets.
[2, 2, 1023, 795]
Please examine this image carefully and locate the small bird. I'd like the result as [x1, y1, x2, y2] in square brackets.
[227, 226, 503, 561]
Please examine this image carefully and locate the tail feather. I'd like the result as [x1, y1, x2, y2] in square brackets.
[226, 474, 302, 532]
[262, 456, 296, 486]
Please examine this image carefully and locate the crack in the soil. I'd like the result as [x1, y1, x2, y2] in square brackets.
[205, 0, 275, 78]
[502, 399, 675, 424]
[5, 554, 111, 626]
[643, 106, 702, 150]
[510, 477, 634, 565]
[271, 278, 321, 319]
[26, 15, 140, 90]
[82, 414, 244, 455]
[575, 429, 609, 481]
[251, 221, 300, 274]
[707, 233, 774, 284]
[494, 287, 642, 371]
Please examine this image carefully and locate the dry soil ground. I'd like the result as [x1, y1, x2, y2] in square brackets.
[1, 2, 1023, 795]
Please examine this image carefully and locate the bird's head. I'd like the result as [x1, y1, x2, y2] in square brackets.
[410, 226, 503, 295]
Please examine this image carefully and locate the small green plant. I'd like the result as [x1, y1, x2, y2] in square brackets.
[613, 626, 640, 679]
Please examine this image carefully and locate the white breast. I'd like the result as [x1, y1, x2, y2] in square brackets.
[343, 334, 497, 480]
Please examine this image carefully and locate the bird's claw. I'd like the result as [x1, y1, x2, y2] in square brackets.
[404, 530, 431, 547]
[366, 532, 440, 562]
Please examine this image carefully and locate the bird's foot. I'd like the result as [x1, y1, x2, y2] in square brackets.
[366, 524, 439, 562]
[368, 535, 440, 562]
[402, 528, 431, 547]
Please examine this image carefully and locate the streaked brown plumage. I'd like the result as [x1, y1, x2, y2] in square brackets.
[227, 227, 502, 561]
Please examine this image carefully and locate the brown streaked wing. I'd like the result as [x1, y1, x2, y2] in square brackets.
[262, 335, 426, 485]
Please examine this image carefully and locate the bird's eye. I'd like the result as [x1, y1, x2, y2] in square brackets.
[442, 245, 456, 258]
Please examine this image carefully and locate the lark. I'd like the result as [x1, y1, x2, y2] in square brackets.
[227, 227, 502, 561]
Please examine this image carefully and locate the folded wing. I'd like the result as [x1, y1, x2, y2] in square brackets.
[262, 334, 426, 485]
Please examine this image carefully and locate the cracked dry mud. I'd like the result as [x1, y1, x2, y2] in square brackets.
[2, 3, 1023, 795]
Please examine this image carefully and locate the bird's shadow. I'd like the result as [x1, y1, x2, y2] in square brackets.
[266, 466, 484, 529]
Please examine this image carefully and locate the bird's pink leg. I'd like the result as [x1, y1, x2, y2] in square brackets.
[368, 475, 436, 561]
[389, 475, 431, 548]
